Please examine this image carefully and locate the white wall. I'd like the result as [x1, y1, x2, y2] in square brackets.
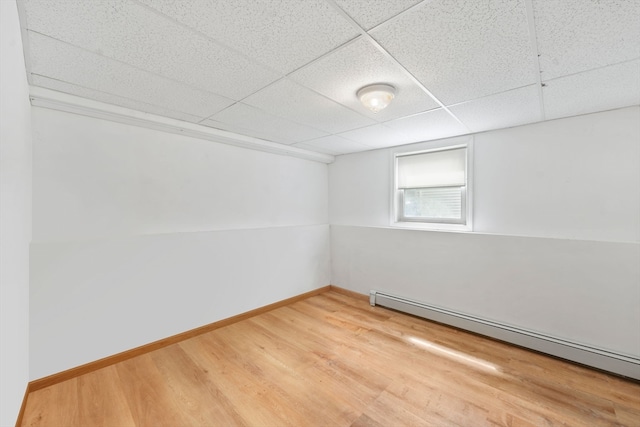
[331, 107, 640, 242]
[331, 226, 640, 357]
[30, 108, 330, 379]
[32, 108, 328, 242]
[0, 1, 32, 425]
[473, 108, 640, 242]
[30, 225, 329, 380]
[329, 107, 640, 359]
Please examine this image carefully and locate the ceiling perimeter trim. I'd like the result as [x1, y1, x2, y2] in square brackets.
[28, 87, 335, 164]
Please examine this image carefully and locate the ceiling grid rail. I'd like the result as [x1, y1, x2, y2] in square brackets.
[524, 0, 546, 120]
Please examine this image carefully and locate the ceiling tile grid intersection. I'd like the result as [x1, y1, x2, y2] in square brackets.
[242, 78, 377, 135]
[204, 102, 329, 145]
[542, 59, 640, 120]
[317, 0, 473, 144]
[369, 0, 537, 106]
[334, 0, 424, 30]
[532, 0, 640, 81]
[449, 84, 543, 133]
[384, 108, 469, 143]
[289, 37, 440, 123]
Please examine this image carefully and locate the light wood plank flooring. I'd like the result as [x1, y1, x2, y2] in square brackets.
[22, 291, 640, 426]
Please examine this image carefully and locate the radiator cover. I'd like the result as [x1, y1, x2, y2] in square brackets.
[370, 290, 640, 381]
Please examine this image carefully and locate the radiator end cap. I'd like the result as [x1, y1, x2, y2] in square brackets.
[369, 291, 377, 307]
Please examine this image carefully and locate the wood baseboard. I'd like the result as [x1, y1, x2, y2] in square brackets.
[29, 285, 331, 392]
[15, 384, 30, 427]
[329, 285, 369, 302]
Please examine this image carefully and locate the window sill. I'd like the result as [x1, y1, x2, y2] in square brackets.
[391, 221, 473, 233]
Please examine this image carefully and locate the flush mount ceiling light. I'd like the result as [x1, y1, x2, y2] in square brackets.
[357, 83, 396, 113]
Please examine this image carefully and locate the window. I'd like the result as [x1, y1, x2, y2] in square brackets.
[394, 145, 470, 227]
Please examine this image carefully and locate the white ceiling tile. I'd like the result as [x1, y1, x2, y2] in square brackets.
[338, 124, 409, 149]
[22, 0, 279, 100]
[205, 103, 328, 144]
[293, 135, 371, 155]
[290, 38, 439, 122]
[137, 0, 359, 75]
[243, 79, 376, 134]
[28, 32, 234, 118]
[449, 85, 543, 133]
[334, 0, 422, 30]
[533, 0, 640, 80]
[371, 0, 535, 105]
[543, 60, 640, 120]
[385, 109, 469, 143]
[30, 75, 204, 123]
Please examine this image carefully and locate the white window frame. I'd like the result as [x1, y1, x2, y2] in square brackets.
[390, 137, 473, 231]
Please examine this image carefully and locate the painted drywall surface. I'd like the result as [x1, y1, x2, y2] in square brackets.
[331, 225, 640, 358]
[329, 107, 640, 360]
[32, 108, 328, 242]
[473, 107, 640, 242]
[328, 148, 391, 227]
[30, 108, 330, 379]
[0, 1, 31, 424]
[330, 107, 640, 243]
[30, 225, 330, 379]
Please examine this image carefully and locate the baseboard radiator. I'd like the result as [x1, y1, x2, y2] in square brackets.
[370, 291, 640, 381]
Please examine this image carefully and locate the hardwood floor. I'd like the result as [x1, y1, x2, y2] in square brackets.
[21, 291, 640, 426]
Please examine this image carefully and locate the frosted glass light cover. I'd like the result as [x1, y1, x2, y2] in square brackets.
[357, 84, 396, 113]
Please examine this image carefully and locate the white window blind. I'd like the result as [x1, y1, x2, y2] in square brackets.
[395, 146, 469, 225]
[397, 148, 466, 189]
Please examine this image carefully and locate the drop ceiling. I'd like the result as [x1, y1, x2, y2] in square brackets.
[17, 0, 640, 156]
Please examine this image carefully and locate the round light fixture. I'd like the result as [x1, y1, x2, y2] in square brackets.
[357, 84, 396, 113]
